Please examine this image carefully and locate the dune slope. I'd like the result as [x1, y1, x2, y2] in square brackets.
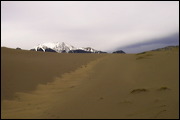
[1, 47, 105, 100]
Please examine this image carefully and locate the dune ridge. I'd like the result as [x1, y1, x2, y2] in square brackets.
[1, 47, 105, 100]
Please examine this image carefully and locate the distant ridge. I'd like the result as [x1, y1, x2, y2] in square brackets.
[151, 45, 179, 51]
[112, 50, 126, 54]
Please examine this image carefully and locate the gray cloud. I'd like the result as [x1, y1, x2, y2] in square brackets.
[115, 33, 179, 53]
[1, 1, 179, 51]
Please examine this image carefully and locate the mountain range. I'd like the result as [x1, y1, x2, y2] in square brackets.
[19, 42, 179, 54]
[30, 42, 109, 53]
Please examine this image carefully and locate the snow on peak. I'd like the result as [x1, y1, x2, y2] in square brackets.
[78, 47, 99, 53]
[34, 42, 76, 53]
[33, 42, 102, 53]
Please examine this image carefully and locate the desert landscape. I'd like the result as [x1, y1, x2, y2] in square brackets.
[1, 46, 179, 119]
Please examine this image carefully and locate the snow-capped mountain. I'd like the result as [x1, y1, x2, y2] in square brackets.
[31, 42, 76, 53]
[31, 42, 107, 53]
[79, 47, 99, 53]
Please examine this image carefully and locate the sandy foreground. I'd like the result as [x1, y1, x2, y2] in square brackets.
[1, 47, 179, 119]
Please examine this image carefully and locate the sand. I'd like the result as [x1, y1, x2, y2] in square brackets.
[1, 47, 105, 100]
[1, 47, 179, 119]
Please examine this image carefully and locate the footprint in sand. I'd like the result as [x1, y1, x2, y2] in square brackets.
[157, 87, 170, 91]
[70, 86, 75, 88]
[151, 104, 167, 118]
[154, 109, 167, 118]
[98, 97, 104, 100]
[130, 88, 148, 94]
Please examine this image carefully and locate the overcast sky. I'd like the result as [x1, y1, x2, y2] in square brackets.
[117, 33, 179, 53]
[1, 1, 179, 52]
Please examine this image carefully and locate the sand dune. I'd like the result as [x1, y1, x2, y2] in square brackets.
[1, 47, 179, 119]
[1, 47, 105, 100]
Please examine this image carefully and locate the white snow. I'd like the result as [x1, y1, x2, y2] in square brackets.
[33, 42, 100, 53]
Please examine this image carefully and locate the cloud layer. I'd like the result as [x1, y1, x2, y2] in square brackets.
[1, 1, 179, 51]
[116, 33, 179, 53]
